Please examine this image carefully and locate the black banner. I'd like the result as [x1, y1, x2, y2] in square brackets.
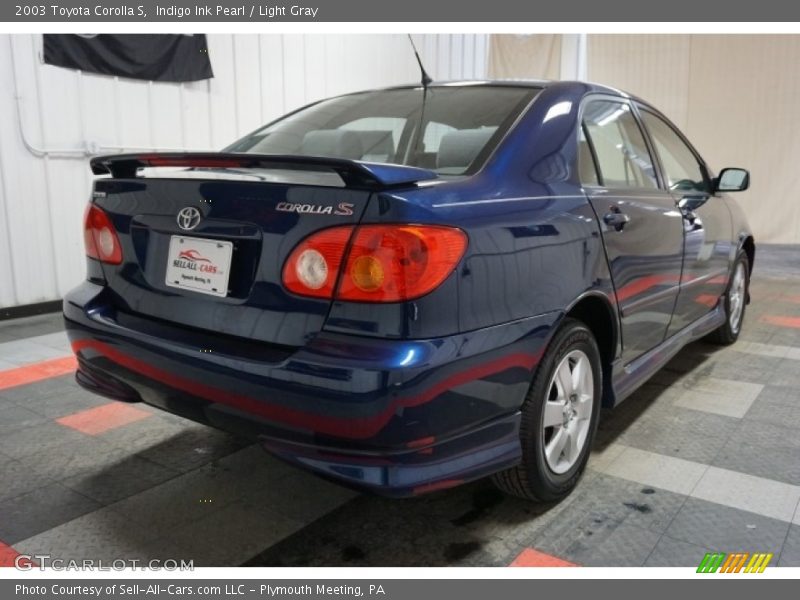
[42, 34, 213, 82]
[3, 579, 796, 600]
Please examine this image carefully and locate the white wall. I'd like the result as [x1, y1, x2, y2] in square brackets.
[0, 33, 489, 309]
[586, 34, 800, 244]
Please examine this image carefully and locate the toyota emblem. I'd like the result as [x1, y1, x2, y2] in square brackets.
[176, 207, 202, 231]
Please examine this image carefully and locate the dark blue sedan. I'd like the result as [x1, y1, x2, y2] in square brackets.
[66, 80, 754, 500]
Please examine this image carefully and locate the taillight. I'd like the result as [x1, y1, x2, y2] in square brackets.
[339, 225, 467, 302]
[283, 226, 354, 299]
[282, 224, 467, 302]
[83, 204, 123, 265]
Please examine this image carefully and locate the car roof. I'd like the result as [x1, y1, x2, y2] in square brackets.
[363, 79, 652, 109]
[376, 78, 619, 93]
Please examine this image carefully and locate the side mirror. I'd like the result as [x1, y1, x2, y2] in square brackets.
[715, 168, 750, 192]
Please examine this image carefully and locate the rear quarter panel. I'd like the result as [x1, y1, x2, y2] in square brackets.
[325, 83, 618, 341]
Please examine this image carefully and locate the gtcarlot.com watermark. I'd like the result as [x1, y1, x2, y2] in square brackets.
[14, 555, 194, 571]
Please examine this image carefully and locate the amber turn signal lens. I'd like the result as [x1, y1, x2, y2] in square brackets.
[350, 255, 385, 291]
[338, 225, 467, 302]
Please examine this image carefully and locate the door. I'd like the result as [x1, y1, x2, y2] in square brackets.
[637, 108, 733, 335]
[580, 99, 685, 364]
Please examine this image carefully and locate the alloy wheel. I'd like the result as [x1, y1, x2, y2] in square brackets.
[542, 349, 594, 474]
[729, 262, 746, 334]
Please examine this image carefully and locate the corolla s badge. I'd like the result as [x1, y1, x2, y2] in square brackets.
[177, 207, 202, 231]
[276, 202, 355, 216]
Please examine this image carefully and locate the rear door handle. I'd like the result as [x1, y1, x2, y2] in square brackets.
[603, 210, 630, 231]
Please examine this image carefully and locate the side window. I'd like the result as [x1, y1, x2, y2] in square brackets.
[581, 101, 658, 190]
[639, 110, 708, 193]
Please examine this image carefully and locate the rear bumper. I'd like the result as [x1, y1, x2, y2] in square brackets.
[64, 281, 558, 496]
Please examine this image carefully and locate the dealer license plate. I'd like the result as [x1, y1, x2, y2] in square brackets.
[165, 236, 233, 298]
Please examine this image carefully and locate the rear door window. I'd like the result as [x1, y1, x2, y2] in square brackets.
[581, 100, 658, 190]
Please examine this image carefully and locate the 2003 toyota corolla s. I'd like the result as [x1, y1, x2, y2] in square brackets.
[65, 80, 754, 501]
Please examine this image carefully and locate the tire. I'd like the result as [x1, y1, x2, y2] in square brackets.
[492, 318, 602, 502]
[707, 251, 750, 345]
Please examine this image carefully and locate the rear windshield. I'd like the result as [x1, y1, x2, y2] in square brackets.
[225, 86, 538, 175]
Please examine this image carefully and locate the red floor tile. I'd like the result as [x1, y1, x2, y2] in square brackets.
[510, 548, 577, 567]
[760, 315, 800, 329]
[56, 401, 152, 435]
[0, 356, 77, 391]
[0, 540, 22, 568]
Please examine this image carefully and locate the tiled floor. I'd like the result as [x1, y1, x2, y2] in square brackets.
[1, 245, 799, 568]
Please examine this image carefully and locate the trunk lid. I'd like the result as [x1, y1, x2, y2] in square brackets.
[89, 153, 437, 347]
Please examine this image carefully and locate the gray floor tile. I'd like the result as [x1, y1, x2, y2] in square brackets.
[691, 466, 800, 522]
[558, 521, 662, 567]
[597, 446, 707, 496]
[26, 331, 71, 352]
[61, 453, 180, 505]
[534, 473, 687, 536]
[135, 425, 250, 473]
[0, 314, 65, 341]
[616, 406, 738, 464]
[0, 405, 49, 435]
[96, 415, 195, 453]
[26, 387, 107, 419]
[0, 339, 69, 366]
[14, 507, 163, 561]
[766, 330, 800, 350]
[246, 480, 541, 567]
[0, 420, 92, 460]
[713, 420, 800, 486]
[672, 377, 763, 419]
[0, 459, 55, 503]
[106, 466, 243, 532]
[15, 434, 128, 481]
[665, 497, 790, 554]
[644, 534, 712, 567]
[0, 374, 79, 404]
[708, 356, 779, 385]
[744, 387, 800, 425]
[778, 524, 800, 567]
[149, 502, 304, 566]
[237, 467, 357, 524]
[0, 482, 101, 544]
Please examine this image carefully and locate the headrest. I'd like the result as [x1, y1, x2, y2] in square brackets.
[356, 130, 394, 162]
[300, 130, 364, 160]
[437, 127, 497, 170]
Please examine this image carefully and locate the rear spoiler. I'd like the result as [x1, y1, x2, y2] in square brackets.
[89, 153, 439, 189]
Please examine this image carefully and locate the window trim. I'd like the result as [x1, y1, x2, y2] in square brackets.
[577, 95, 662, 193]
[581, 121, 603, 186]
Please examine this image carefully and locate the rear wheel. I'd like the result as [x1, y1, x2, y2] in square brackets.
[708, 251, 749, 345]
[492, 319, 602, 501]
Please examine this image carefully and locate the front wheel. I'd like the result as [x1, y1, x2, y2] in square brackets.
[708, 251, 750, 345]
[492, 318, 602, 502]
